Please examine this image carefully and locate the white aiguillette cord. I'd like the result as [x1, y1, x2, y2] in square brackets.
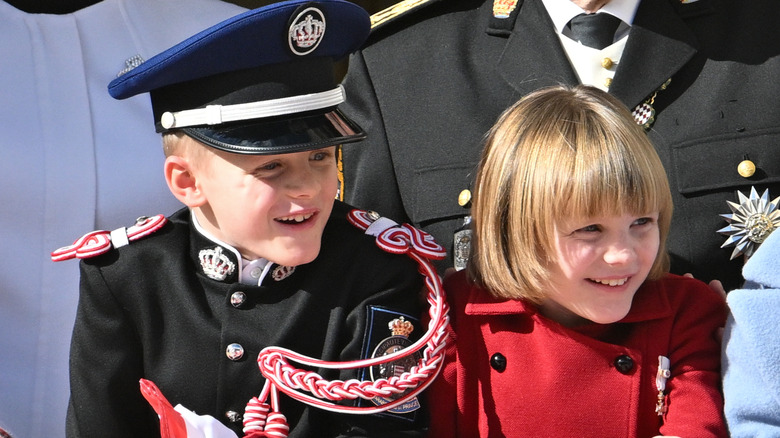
[241, 209, 450, 438]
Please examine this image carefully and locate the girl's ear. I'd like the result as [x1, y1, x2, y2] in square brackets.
[164, 155, 206, 207]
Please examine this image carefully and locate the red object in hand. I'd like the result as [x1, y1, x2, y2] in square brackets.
[140, 378, 189, 438]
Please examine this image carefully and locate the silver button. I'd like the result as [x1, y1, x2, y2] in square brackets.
[250, 267, 263, 278]
[226, 343, 244, 361]
[230, 291, 247, 308]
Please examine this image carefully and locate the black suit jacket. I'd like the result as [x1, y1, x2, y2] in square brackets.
[66, 202, 427, 437]
[341, 0, 780, 291]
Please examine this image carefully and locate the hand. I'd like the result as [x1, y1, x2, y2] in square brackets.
[683, 273, 726, 300]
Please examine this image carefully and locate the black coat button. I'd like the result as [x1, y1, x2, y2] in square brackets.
[614, 355, 634, 374]
[490, 353, 507, 372]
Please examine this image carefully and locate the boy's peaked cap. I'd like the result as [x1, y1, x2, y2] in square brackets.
[108, 0, 370, 155]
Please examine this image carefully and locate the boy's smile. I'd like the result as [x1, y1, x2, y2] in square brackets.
[185, 145, 339, 267]
[540, 212, 660, 327]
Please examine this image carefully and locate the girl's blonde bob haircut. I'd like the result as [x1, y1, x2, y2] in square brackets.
[468, 85, 673, 303]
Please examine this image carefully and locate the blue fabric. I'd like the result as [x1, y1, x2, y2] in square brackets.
[108, 0, 370, 99]
[722, 230, 780, 437]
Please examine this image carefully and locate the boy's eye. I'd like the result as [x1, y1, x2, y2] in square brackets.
[260, 162, 279, 171]
[310, 149, 334, 161]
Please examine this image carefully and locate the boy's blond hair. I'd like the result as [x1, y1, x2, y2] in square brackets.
[468, 85, 673, 302]
[162, 130, 212, 170]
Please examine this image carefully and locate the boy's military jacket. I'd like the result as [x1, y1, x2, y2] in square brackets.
[66, 201, 427, 437]
[341, 0, 780, 291]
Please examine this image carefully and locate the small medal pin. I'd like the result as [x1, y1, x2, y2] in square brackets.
[632, 79, 671, 130]
[718, 187, 780, 260]
[655, 356, 671, 416]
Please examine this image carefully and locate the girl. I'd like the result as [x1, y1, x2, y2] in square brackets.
[428, 85, 727, 437]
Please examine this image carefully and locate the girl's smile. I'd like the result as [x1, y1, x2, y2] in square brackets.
[540, 212, 660, 327]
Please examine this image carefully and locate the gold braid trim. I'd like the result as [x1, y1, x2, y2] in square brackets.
[370, 0, 436, 29]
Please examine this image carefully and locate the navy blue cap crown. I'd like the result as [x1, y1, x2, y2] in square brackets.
[108, 0, 370, 155]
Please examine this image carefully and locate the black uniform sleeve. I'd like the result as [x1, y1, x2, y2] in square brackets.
[322, 207, 429, 436]
[66, 260, 157, 438]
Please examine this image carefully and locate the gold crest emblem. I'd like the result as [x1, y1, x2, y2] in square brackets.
[492, 0, 518, 18]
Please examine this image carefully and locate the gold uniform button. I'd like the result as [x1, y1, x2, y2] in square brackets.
[738, 159, 756, 178]
[601, 57, 614, 69]
[458, 189, 472, 207]
[604, 77, 613, 88]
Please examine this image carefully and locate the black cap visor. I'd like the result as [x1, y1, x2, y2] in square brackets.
[181, 107, 365, 155]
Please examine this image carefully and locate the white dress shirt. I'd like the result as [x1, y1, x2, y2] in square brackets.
[540, 0, 641, 90]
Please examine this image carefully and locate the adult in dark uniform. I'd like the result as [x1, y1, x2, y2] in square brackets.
[55, 1, 443, 436]
[341, 0, 780, 291]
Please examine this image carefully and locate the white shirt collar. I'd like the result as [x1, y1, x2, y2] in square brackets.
[541, 0, 641, 35]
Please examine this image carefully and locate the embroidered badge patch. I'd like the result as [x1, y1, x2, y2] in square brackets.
[357, 307, 423, 417]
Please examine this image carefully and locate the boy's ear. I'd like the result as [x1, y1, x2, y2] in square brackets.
[164, 156, 206, 207]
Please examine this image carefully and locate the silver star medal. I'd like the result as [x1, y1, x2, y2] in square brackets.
[718, 187, 780, 260]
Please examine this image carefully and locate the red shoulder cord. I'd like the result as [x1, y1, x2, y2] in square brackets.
[242, 210, 450, 438]
[51, 215, 168, 261]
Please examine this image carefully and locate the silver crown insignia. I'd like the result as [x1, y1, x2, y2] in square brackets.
[199, 247, 236, 281]
[289, 12, 325, 51]
[117, 54, 145, 77]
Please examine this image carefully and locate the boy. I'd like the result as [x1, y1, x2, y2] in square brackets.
[53, 1, 444, 436]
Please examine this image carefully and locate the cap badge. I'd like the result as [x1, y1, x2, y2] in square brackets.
[288, 7, 326, 56]
[271, 265, 295, 281]
[199, 246, 236, 281]
[718, 187, 779, 260]
[368, 317, 422, 413]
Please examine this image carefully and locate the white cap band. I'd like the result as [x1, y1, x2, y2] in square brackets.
[160, 85, 345, 130]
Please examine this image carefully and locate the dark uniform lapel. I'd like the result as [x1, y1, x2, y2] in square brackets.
[495, 0, 579, 95]
[610, 0, 699, 108]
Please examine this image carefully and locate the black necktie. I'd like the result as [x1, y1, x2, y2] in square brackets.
[568, 13, 622, 50]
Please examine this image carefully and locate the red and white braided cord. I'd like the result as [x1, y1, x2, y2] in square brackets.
[241, 210, 449, 437]
[51, 214, 167, 261]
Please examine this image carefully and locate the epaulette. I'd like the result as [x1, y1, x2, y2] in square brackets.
[51, 215, 167, 262]
[370, 0, 444, 31]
